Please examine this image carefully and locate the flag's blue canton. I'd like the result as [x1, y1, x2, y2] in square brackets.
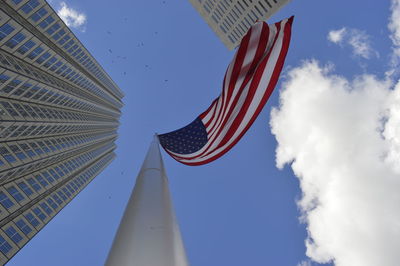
[158, 117, 208, 155]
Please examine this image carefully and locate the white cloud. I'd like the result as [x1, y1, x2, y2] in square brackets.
[388, 0, 400, 69]
[327, 28, 377, 59]
[57, 2, 87, 32]
[348, 30, 376, 59]
[270, 2, 400, 266]
[270, 60, 400, 266]
[297, 259, 313, 266]
[327, 28, 346, 44]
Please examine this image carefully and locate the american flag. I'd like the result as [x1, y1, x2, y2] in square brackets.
[158, 16, 293, 166]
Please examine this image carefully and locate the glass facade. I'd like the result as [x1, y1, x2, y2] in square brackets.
[0, 0, 122, 263]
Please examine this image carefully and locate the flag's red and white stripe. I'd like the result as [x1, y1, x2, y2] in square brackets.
[163, 17, 293, 165]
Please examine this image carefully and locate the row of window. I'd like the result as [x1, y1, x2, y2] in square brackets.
[0, 51, 120, 117]
[0, 139, 115, 191]
[0, 151, 98, 210]
[201, 0, 274, 45]
[0, 144, 115, 214]
[18, 0, 122, 98]
[0, 151, 114, 260]
[16, 0, 120, 97]
[0, 137, 116, 184]
[0, 67, 119, 119]
[0, 97, 117, 124]
[0, 131, 116, 172]
[0, 120, 117, 142]
[0, 8, 123, 107]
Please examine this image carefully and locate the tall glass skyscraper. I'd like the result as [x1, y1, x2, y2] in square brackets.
[0, 0, 123, 264]
[189, 0, 291, 49]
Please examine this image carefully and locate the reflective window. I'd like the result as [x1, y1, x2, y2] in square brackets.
[0, 74, 10, 86]
[43, 141, 56, 153]
[75, 51, 85, 60]
[63, 39, 74, 50]
[6, 186, 25, 202]
[12, 0, 23, 4]
[43, 56, 57, 68]
[31, 87, 47, 100]
[62, 187, 71, 197]
[46, 23, 60, 35]
[0, 146, 16, 163]
[72, 48, 82, 57]
[30, 7, 48, 22]
[17, 182, 33, 196]
[67, 44, 78, 55]
[49, 60, 62, 72]
[0, 236, 13, 255]
[39, 91, 52, 103]
[46, 198, 58, 210]
[57, 191, 67, 201]
[12, 82, 32, 96]
[4, 226, 23, 244]
[60, 164, 69, 174]
[61, 67, 72, 77]
[66, 184, 75, 193]
[19, 143, 36, 158]
[40, 171, 54, 184]
[27, 178, 41, 192]
[29, 142, 43, 156]
[20, 0, 40, 14]
[1, 79, 22, 94]
[35, 174, 48, 187]
[52, 194, 63, 205]
[9, 145, 26, 160]
[55, 64, 67, 74]
[0, 192, 14, 209]
[35, 51, 50, 64]
[27, 46, 44, 60]
[15, 219, 32, 235]
[24, 212, 40, 227]
[70, 182, 78, 191]
[32, 207, 46, 221]
[73, 179, 81, 188]
[38, 15, 55, 29]
[49, 169, 60, 180]
[21, 85, 40, 99]
[52, 28, 66, 41]
[37, 141, 50, 153]
[0, 24, 15, 41]
[39, 202, 52, 215]
[57, 34, 70, 45]
[55, 167, 65, 177]
[5, 32, 26, 49]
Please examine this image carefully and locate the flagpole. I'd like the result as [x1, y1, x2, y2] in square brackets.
[105, 135, 189, 266]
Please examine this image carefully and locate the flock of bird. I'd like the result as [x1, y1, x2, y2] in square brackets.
[104, 3, 171, 200]
[104, 18, 169, 81]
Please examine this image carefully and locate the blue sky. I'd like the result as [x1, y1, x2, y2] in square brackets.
[8, 0, 400, 266]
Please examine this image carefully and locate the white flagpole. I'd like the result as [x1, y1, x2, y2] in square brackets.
[105, 135, 189, 266]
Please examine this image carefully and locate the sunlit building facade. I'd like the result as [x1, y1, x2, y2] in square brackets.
[0, 0, 123, 264]
[189, 0, 291, 49]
